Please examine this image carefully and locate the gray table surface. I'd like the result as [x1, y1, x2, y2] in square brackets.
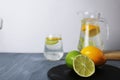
[0, 53, 119, 80]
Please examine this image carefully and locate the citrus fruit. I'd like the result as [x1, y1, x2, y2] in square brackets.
[65, 50, 80, 68]
[73, 55, 95, 77]
[45, 37, 61, 45]
[45, 40, 58, 45]
[81, 46, 106, 66]
[81, 24, 100, 37]
[46, 37, 61, 41]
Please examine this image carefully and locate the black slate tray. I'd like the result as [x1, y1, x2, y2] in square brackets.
[48, 64, 120, 80]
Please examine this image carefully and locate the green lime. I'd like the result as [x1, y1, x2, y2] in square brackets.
[73, 55, 95, 77]
[65, 50, 80, 68]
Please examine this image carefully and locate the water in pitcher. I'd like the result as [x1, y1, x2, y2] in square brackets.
[78, 18, 104, 50]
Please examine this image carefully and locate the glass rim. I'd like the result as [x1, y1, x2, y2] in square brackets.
[46, 34, 62, 37]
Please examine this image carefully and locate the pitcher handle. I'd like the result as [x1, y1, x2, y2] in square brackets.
[0, 18, 3, 30]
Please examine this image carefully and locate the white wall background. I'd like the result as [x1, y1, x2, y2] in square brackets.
[0, 0, 120, 53]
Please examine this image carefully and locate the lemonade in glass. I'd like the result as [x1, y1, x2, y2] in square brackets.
[44, 34, 64, 61]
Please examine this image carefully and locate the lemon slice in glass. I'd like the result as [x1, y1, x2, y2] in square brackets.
[73, 55, 95, 77]
[45, 37, 61, 45]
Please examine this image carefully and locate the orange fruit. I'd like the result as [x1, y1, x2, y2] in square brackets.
[81, 24, 100, 37]
[81, 46, 106, 66]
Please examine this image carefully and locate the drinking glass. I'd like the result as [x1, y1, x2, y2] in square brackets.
[44, 34, 64, 61]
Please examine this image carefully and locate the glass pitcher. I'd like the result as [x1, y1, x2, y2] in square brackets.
[77, 11, 109, 51]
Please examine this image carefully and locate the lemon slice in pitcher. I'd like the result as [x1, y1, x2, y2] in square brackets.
[73, 55, 95, 77]
[81, 24, 100, 37]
